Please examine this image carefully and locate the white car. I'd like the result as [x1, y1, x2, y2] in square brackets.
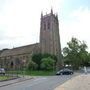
[0, 68, 5, 75]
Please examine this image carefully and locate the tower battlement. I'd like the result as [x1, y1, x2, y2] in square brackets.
[41, 9, 58, 21]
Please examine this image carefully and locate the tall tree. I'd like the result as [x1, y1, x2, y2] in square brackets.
[63, 37, 88, 69]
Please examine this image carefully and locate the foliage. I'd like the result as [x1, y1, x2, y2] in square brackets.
[31, 53, 57, 70]
[27, 60, 38, 70]
[32, 53, 42, 70]
[0, 76, 12, 81]
[42, 53, 57, 61]
[40, 57, 55, 70]
[63, 37, 89, 69]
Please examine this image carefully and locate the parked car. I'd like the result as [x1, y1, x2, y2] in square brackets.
[0, 68, 5, 75]
[56, 68, 74, 75]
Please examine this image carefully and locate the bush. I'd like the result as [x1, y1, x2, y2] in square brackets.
[27, 60, 38, 70]
[40, 57, 55, 70]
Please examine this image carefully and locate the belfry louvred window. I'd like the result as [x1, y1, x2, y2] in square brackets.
[48, 22, 50, 29]
[44, 23, 46, 30]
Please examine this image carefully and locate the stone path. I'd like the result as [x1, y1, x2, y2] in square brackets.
[55, 74, 90, 90]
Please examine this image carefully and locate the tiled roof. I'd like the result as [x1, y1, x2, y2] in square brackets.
[0, 43, 39, 57]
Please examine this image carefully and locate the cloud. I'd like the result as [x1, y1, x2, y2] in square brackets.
[60, 7, 90, 51]
[0, 0, 63, 49]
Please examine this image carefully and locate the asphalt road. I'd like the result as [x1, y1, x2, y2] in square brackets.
[0, 73, 79, 90]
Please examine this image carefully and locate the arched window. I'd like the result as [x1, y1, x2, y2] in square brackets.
[10, 61, 14, 68]
[44, 23, 46, 30]
[48, 22, 50, 29]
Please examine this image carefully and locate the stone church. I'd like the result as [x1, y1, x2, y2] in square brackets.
[0, 9, 62, 69]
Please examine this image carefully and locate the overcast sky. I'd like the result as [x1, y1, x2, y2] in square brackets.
[0, 0, 90, 51]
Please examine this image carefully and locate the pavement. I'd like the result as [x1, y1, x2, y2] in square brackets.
[55, 73, 90, 90]
[0, 73, 90, 90]
[0, 75, 33, 87]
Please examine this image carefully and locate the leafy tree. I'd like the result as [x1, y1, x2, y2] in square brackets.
[63, 37, 88, 69]
[40, 57, 55, 70]
[87, 53, 90, 66]
[31, 53, 57, 70]
[32, 53, 42, 70]
[27, 60, 38, 70]
[42, 53, 57, 61]
[82, 53, 90, 66]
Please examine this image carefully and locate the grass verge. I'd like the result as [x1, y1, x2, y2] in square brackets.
[0, 76, 12, 81]
[25, 70, 56, 76]
[7, 70, 56, 76]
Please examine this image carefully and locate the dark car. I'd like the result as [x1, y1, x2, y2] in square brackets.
[56, 68, 73, 75]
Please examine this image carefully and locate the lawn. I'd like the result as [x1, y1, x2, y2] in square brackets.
[0, 76, 11, 81]
[7, 70, 56, 76]
[24, 70, 56, 76]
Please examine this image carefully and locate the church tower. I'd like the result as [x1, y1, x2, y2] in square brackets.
[40, 9, 62, 69]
